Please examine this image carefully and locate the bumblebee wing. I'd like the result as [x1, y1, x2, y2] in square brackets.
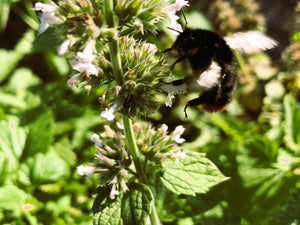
[224, 31, 278, 54]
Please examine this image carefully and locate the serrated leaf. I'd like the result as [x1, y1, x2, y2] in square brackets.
[0, 184, 27, 217]
[93, 195, 123, 225]
[121, 183, 153, 225]
[23, 111, 54, 158]
[91, 186, 111, 214]
[160, 152, 226, 196]
[31, 152, 70, 184]
[283, 95, 300, 153]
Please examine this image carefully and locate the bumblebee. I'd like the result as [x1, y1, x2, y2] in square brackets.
[161, 27, 277, 117]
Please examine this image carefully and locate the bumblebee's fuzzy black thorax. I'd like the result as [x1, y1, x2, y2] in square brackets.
[172, 29, 234, 70]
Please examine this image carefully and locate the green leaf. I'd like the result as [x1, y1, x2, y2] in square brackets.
[210, 114, 245, 141]
[121, 183, 153, 225]
[30, 152, 70, 184]
[0, 30, 35, 82]
[53, 137, 77, 167]
[0, 116, 26, 173]
[160, 151, 227, 196]
[93, 195, 123, 225]
[283, 95, 300, 153]
[0, 0, 10, 32]
[0, 49, 23, 82]
[0, 184, 27, 217]
[7, 67, 41, 95]
[23, 111, 54, 158]
[0, 91, 27, 109]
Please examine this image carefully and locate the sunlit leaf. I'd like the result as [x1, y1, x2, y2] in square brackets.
[161, 151, 227, 196]
[283, 95, 300, 153]
[121, 183, 153, 225]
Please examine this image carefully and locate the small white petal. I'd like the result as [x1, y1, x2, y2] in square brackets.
[116, 122, 124, 130]
[158, 124, 168, 133]
[163, 0, 189, 13]
[57, 40, 70, 56]
[90, 133, 102, 147]
[77, 165, 95, 176]
[171, 151, 187, 159]
[172, 125, 185, 143]
[165, 93, 175, 107]
[101, 104, 118, 121]
[110, 184, 120, 199]
[163, 0, 189, 33]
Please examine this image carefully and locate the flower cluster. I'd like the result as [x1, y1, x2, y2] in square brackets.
[134, 123, 187, 163]
[77, 125, 131, 199]
[33, 0, 189, 120]
[77, 123, 186, 199]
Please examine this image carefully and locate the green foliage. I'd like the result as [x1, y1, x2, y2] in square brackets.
[161, 152, 227, 196]
[1, 0, 300, 225]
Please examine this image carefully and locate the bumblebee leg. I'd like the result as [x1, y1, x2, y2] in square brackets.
[184, 97, 205, 118]
[158, 47, 173, 53]
[170, 55, 187, 71]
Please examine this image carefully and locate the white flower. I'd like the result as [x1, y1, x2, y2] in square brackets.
[77, 165, 95, 177]
[101, 104, 118, 121]
[165, 92, 175, 107]
[67, 74, 81, 87]
[163, 0, 189, 33]
[171, 150, 187, 159]
[33, 2, 62, 34]
[172, 125, 185, 143]
[163, 0, 189, 13]
[57, 39, 70, 56]
[158, 124, 168, 133]
[109, 184, 120, 199]
[91, 133, 102, 147]
[71, 42, 98, 76]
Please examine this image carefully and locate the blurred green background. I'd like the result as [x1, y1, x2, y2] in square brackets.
[1, 0, 300, 224]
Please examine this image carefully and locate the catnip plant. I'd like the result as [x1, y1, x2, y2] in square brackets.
[33, 0, 227, 224]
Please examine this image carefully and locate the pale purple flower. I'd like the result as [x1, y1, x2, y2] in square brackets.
[77, 165, 95, 177]
[33, 2, 61, 34]
[172, 125, 185, 143]
[71, 42, 98, 76]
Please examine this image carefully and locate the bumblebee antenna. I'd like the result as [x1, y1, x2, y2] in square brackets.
[166, 27, 182, 33]
[181, 8, 187, 30]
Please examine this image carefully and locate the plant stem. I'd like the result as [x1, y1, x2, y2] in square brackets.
[104, 0, 124, 86]
[103, 1, 160, 224]
[122, 115, 143, 177]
